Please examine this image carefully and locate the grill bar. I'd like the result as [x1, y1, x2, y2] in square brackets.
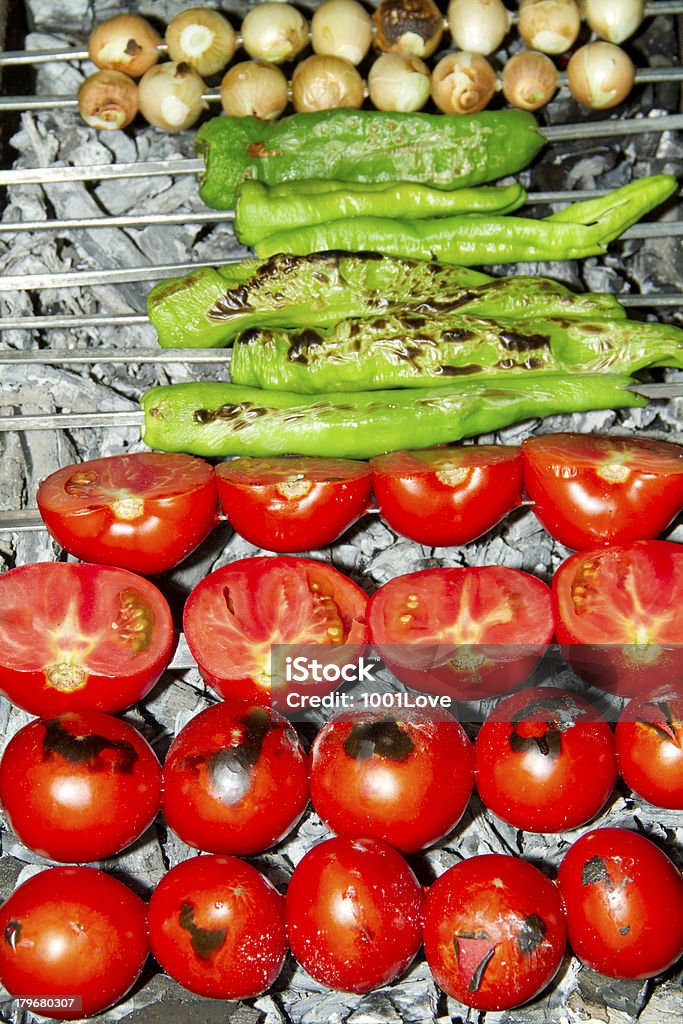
[0, 348, 232, 365]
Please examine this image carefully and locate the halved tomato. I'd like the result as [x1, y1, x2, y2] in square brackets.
[522, 433, 683, 550]
[37, 452, 219, 575]
[553, 540, 683, 696]
[370, 446, 522, 547]
[183, 556, 369, 704]
[0, 562, 175, 715]
[215, 457, 372, 552]
[367, 566, 554, 701]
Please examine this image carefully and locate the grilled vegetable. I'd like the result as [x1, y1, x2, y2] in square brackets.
[147, 251, 625, 350]
[140, 374, 644, 460]
[230, 311, 683, 392]
[195, 108, 545, 210]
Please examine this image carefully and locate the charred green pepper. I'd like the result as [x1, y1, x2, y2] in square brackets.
[141, 374, 645, 460]
[230, 312, 683, 392]
[147, 252, 625, 350]
[195, 108, 545, 210]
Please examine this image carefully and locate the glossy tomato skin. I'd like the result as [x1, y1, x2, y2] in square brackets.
[310, 707, 473, 852]
[162, 699, 309, 854]
[148, 854, 287, 999]
[216, 456, 372, 552]
[286, 836, 424, 993]
[367, 565, 554, 700]
[615, 686, 683, 809]
[553, 540, 683, 696]
[474, 687, 617, 832]
[523, 433, 683, 550]
[370, 445, 522, 547]
[37, 452, 219, 575]
[0, 710, 162, 862]
[556, 827, 683, 979]
[0, 562, 175, 716]
[423, 854, 566, 1011]
[183, 556, 368, 705]
[0, 866, 149, 1019]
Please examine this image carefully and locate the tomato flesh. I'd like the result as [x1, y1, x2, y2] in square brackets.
[371, 445, 522, 546]
[616, 685, 683, 808]
[523, 433, 683, 549]
[37, 452, 219, 575]
[0, 562, 175, 715]
[367, 565, 554, 700]
[216, 456, 371, 551]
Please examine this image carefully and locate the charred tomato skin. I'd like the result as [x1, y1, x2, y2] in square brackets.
[474, 686, 618, 832]
[615, 686, 683, 808]
[147, 854, 287, 999]
[423, 854, 566, 1011]
[162, 699, 309, 855]
[0, 866, 149, 1020]
[0, 710, 161, 862]
[310, 706, 473, 852]
[286, 835, 424, 993]
[556, 827, 683, 979]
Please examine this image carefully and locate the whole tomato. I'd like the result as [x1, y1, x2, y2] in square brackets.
[423, 854, 566, 1011]
[557, 827, 683, 978]
[310, 706, 473, 852]
[615, 686, 683, 809]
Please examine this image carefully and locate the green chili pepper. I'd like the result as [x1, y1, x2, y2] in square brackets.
[253, 175, 678, 266]
[147, 251, 624, 350]
[230, 312, 683, 392]
[195, 108, 545, 210]
[234, 180, 528, 247]
[141, 374, 645, 460]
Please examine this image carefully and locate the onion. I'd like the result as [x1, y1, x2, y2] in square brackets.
[368, 52, 431, 111]
[582, 0, 645, 44]
[165, 8, 237, 77]
[446, 0, 511, 55]
[311, 0, 373, 65]
[138, 61, 208, 131]
[501, 51, 559, 110]
[77, 70, 138, 130]
[88, 14, 162, 77]
[220, 60, 290, 119]
[567, 41, 635, 109]
[291, 54, 365, 113]
[431, 51, 498, 115]
[373, 0, 445, 59]
[241, 3, 309, 64]
[518, 0, 581, 55]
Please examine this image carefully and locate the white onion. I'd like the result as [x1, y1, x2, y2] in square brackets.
[567, 41, 635, 109]
[582, 0, 645, 44]
[138, 62, 208, 132]
[368, 52, 431, 111]
[501, 51, 559, 111]
[518, 0, 581, 55]
[447, 0, 511, 56]
[77, 70, 138, 130]
[291, 54, 365, 113]
[311, 0, 373, 65]
[241, 3, 309, 64]
[220, 60, 290, 120]
[165, 8, 237, 77]
[88, 14, 162, 78]
[373, 0, 445, 59]
[431, 51, 498, 115]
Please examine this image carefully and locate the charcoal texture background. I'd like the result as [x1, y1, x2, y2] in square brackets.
[1, 1, 683, 1022]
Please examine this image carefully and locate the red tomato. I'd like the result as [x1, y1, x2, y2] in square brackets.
[367, 566, 554, 700]
[148, 854, 287, 999]
[370, 445, 522, 546]
[553, 540, 683, 696]
[310, 706, 473, 852]
[183, 556, 368, 704]
[37, 452, 219, 575]
[215, 456, 371, 551]
[556, 827, 683, 978]
[523, 433, 683, 550]
[0, 866, 148, 1019]
[162, 699, 309, 854]
[0, 562, 175, 715]
[423, 854, 566, 1011]
[0, 710, 161, 862]
[474, 687, 618, 832]
[286, 836, 424, 994]
[616, 685, 683, 808]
